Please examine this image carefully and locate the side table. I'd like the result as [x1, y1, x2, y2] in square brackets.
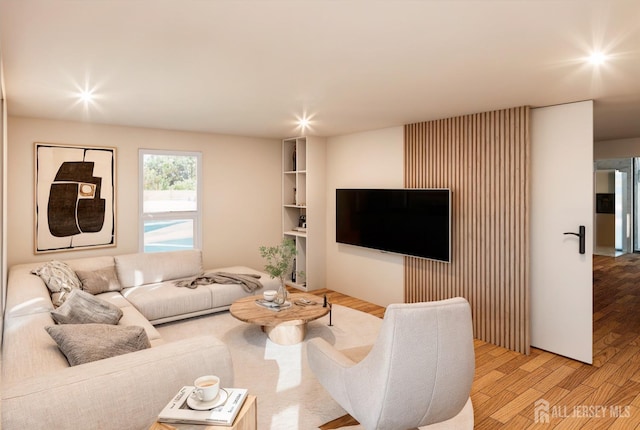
[150, 395, 257, 430]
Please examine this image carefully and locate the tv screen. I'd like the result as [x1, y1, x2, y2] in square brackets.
[336, 188, 451, 262]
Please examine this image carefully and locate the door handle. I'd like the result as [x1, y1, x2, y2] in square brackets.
[563, 225, 586, 254]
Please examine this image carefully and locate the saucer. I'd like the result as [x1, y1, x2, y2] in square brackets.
[187, 388, 229, 410]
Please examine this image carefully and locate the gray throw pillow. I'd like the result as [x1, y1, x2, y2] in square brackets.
[50, 289, 123, 325]
[31, 260, 82, 306]
[45, 324, 151, 366]
[76, 267, 122, 294]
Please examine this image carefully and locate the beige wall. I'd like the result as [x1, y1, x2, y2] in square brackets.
[7, 117, 282, 269]
[325, 126, 404, 307]
[594, 137, 640, 159]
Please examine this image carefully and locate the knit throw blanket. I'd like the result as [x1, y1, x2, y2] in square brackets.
[174, 272, 263, 293]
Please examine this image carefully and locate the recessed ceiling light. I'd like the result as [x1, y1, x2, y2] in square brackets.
[79, 89, 94, 103]
[69, 78, 103, 116]
[298, 117, 310, 129]
[588, 51, 607, 66]
[295, 113, 315, 132]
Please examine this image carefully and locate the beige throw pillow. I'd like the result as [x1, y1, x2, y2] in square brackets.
[50, 289, 123, 325]
[31, 260, 82, 306]
[45, 324, 151, 366]
[76, 267, 122, 294]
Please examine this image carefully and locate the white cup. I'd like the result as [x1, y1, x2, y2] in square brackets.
[193, 375, 220, 402]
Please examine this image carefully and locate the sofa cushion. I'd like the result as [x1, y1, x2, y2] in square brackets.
[31, 260, 82, 306]
[115, 249, 202, 288]
[65, 256, 116, 272]
[95, 291, 163, 342]
[45, 324, 151, 366]
[2, 336, 234, 430]
[50, 289, 123, 325]
[6, 264, 56, 318]
[122, 279, 213, 322]
[2, 312, 69, 385]
[76, 267, 122, 294]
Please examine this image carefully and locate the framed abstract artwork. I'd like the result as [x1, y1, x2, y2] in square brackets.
[34, 142, 116, 253]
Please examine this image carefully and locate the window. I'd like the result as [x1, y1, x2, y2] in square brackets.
[139, 150, 202, 253]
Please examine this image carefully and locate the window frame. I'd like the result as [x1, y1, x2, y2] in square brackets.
[138, 149, 202, 253]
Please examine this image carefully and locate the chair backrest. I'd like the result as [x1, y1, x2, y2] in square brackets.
[346, 297, 475, 429]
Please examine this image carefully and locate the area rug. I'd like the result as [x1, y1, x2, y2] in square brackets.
[155, 304, 383, 430]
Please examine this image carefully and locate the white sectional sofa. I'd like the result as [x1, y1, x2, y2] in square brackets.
[1, 249, 278, 430]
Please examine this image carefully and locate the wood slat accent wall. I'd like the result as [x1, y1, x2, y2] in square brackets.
[404, 106, 530, 354]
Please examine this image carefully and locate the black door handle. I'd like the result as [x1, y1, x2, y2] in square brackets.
[563, 225, 586, 254]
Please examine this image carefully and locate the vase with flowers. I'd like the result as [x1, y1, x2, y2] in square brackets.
[259, 238, 298, 305]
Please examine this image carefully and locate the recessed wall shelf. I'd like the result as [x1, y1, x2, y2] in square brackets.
[281, 136, 326, 291]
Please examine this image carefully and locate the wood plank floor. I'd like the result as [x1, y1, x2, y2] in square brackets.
[310, 254, 640, 429]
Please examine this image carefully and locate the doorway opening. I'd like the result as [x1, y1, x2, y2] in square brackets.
[594, 158, 633, 256]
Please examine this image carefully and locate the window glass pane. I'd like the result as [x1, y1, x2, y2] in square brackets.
[143, 219, 194, 253]
[143, 154, 198, 213]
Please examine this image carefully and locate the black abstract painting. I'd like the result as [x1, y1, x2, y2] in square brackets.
[35, 143, 116, 253]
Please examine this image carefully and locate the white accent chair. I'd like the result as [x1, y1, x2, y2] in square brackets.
[307, 297, 475, 430]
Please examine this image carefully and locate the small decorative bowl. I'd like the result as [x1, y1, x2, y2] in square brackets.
[263, 290, 277, 302]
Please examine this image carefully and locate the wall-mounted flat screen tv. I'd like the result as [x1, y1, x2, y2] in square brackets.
[336, 188, 451, 262]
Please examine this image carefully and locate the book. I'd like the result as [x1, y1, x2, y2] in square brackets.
[255, 299, 292, 311]
[157, 386, 248, 426]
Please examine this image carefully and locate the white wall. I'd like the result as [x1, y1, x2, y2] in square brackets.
[7, 117, 282, 269]
[325, 126, 404, 307]
[594, 137, 640, 159]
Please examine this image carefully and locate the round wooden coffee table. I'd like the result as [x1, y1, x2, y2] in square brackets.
[229, 292, 329, 345]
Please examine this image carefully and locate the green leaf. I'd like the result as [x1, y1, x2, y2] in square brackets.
[259, 238, 298, 280]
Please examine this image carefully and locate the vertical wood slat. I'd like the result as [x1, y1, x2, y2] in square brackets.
[404, 107, 530, 355]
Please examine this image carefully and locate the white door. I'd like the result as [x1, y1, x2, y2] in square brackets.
[530, 101, 593, 364]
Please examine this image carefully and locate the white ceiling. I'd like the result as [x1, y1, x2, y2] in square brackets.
[1, 0, 639, 141]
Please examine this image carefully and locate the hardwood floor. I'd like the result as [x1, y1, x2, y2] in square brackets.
[310, 255, 640, 429]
